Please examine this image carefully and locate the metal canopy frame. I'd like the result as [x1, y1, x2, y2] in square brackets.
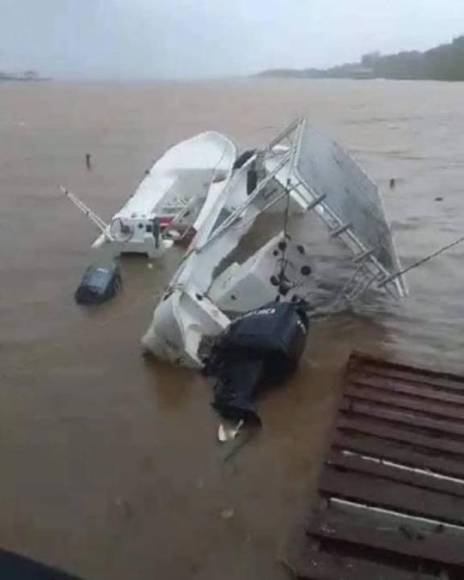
[284, 119, 407, 302]
[185, 118, 406, 304]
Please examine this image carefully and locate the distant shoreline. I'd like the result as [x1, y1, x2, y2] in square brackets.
[253, 74, 464, 83]
[0, 71, 51, 82]
[256, 34, 464, 82]
[0, 77, 51, 82]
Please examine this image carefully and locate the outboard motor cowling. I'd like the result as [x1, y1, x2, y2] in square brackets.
[204, 300, 309, 424]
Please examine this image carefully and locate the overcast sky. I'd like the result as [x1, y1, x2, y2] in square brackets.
[1, 0, 464, 78]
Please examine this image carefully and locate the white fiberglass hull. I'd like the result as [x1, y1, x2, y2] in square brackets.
[142, 118, 407, 368]
[141, 287, 230, 368]
[141, 123, 309, 366]
[95, 131, 237, 258]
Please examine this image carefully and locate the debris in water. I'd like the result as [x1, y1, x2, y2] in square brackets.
[114, 497, 133, 520]
[219, 422, 259, 463]
[217, 419, 244, 443]
[220, 508, 234, 520]
[74, 262, 122, 305]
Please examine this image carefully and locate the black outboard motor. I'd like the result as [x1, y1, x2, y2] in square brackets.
[204, 300, 309, 425]
[74, 262, 121, 305]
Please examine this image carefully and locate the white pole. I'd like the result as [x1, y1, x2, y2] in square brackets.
[59, 186, 113, 240]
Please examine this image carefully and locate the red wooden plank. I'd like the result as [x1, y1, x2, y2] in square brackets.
[288, 353, 464, 577]
[348, 352, 464, 390]
[333, 431, 464, 480]
[327, 450, 464, 498]
[339, 398, 464, 439]
[307, 503, 464, 566]
[337, 415, 464, 458]
[349, 373, 464, 407]
[345, 384, 464, 422]
[319, 465, 464, 525]
[348, 359, 464, 392]
[286, 529, 437, 580]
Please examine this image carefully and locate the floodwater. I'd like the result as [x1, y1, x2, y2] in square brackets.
[1, 79, 464, 579]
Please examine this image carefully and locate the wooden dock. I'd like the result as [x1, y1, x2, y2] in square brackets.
[287, 352, 464, 579]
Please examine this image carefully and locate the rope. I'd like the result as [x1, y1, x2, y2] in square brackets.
[382, 232, 464, 286]
[304, 231, 464, 318]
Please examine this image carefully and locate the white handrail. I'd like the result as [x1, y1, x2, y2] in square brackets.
[59, 185, 112, 240]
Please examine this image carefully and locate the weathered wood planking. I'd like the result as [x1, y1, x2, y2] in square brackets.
[288, 352, 464, 579]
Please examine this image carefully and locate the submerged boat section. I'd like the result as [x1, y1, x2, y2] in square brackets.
[63, 131, 237, 259]
[142, 119, 407, 367]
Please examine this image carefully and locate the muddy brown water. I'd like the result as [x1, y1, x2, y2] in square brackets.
[1, 79, 464, 579]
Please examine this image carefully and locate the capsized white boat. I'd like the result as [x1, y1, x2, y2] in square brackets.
[61, 131, 237, 258]
[141, 118, 407, 368]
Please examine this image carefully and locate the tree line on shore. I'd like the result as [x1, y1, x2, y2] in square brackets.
[257, 35, 464, 81]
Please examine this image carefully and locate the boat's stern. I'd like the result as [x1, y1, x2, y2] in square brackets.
[141, 286, 230, 368]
